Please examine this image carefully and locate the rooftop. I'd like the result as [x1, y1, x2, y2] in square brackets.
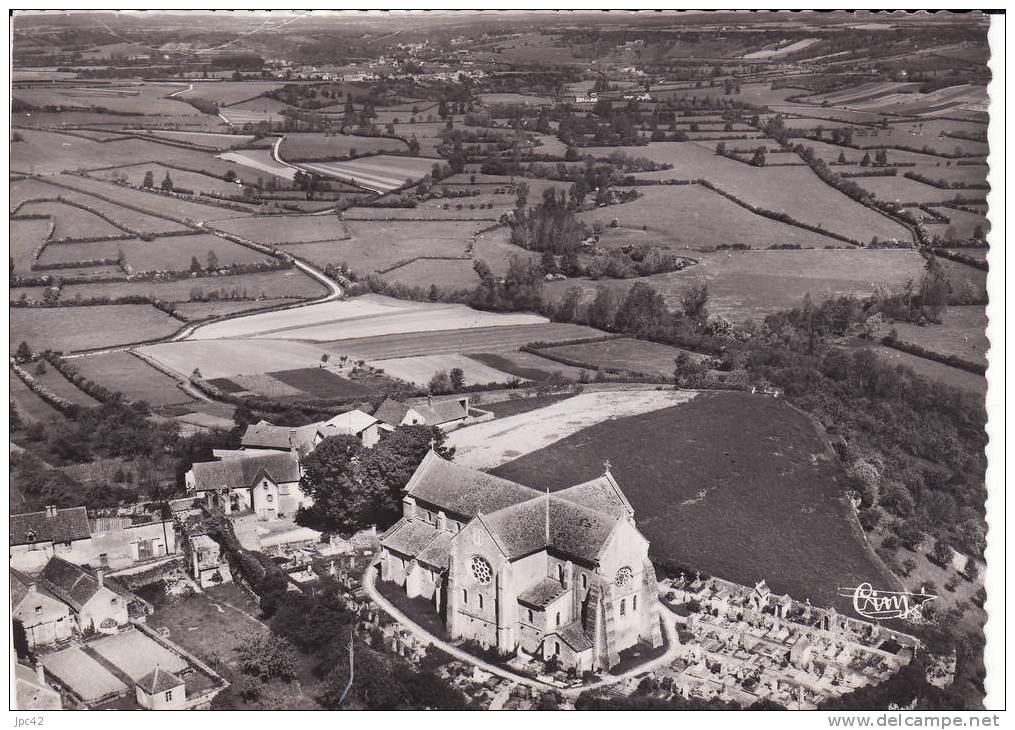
[10, 506, 90, 546]
[189, 451, 300, 492]
[517, 577, 569, 609]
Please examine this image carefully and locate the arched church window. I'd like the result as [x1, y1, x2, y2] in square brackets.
[554, 641, 561, 656]
[557, 564, 564, 582]
[479, 594, 484, 610]
[620, 599, 626, 616]
[633, 595, 638, 611]
[470, 555, 493, 585]
[582, 574, 588, 590]
[463, 588, 468, 604]
[528, 609, 534, 622]
[555, 611, 561, 627]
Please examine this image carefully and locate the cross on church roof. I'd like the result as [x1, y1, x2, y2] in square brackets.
[428, 437, 436, 451]
[603, 458, 612, 472]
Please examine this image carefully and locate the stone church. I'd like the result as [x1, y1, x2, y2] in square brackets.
[379, 450, 662, 672]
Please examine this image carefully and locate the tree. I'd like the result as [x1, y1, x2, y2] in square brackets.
[239, 631, 298, 681]
[161, 171, 174, 191]
[142, 170, 154, 188]
[449, 368, 465, 393]
[930, 537, 953, 568]
[189, 256, 202, 273]
[587, 286, 620, 331]
[429, 370, 452, 395]
[860, 152, 872, 167]
[614, 282, 670, 338]
[681, 284, 709, 322]
[206, 250, 219, 272]
[14, 341, 32, 363]
[837, 151, 846, 164]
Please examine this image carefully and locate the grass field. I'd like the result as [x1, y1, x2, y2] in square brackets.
[32, 367, 100, 407]
[492, 391, 901, 613]
[216, 149, 297, 182]
[296, 154, 437, 192]
[448, 389, 695, 470]
[10, 371, 66, 424]
[535, 337, 698, 378]
[889, 305, 989, 367]
[380, 257, 479, 290]
[579, 185, 845, 250]
[11, 129, 197, 175]
[91, 163, 246, 196]
[318, 323, 604, 359]
[584, 141, 911, 243]
[18, 200, 126, 240]
[128, 129, 254, 150]
[867, 345, 987, 396]
[171, 298, 296, 321]
[280, 218, 484, 276]
[70, 351, 197, 407]
[544, 248, 927, 322]
[11, 304, 182, 353]
[468, 351, 589, 382]
[268, 367, 377, 398]
[36, 233, 271, 271]
[56, 268, 326, 303]
[10, 218, 51, 273]
[854, 176, 956, 205]
[206, 214, 346, 244]
[279, 132, 409, 160]
[366, 354, 515, 387]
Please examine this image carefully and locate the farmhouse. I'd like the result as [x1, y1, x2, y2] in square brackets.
[11, 568, 75, 648]
[240, 408, 381, 453]
[374, 395, 470, 431]
[185, 451, 309, 520]
[379, 450, 662, 672]
[10, 506, 92, 574]
[10, 505, 178, 575]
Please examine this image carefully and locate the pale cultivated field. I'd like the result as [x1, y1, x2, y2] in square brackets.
[367, 354, 514, 387]
[189, 295, 547, 342]
[447, 389, 697, 470]
[217, 150, 296, 181]
[138, 338, 342, 379]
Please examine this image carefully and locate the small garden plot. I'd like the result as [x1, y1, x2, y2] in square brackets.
[18, 200, 130, 240]
[297, 154, 437, 192]
[10, 218, 51, 273]
[92, 163, 245, 196]
[71, 351, 195, 406]
[217, 149, 297, 181]
[536, 338, 698, 379]
[207, 214, 346, 244]
[279, 133, 409, 161]
[579, 185, 845, 250]
[268, 367, 377, 398]
[367, 354, 516, 387]
[60, 268, 326, 304]
[10, 305, 182, 353]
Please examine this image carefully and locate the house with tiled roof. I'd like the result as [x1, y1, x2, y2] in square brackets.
[10, 506, 92, 573]
[38, 557, 130, 634]
[10, 568, 74, 648]
[184, 451, 308, 520]
[135, 665, 186, 710]
[379, 450, 662, 673]
[240, 408, 381, 455]
[374, 395, 470, 431]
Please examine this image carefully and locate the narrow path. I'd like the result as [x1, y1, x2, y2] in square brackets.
[363, 565, 681, 700]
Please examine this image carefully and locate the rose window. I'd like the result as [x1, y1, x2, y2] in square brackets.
[470, 556, 493, 585]
[615, 566, 633, 588]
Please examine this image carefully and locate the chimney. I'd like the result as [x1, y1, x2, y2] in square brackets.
[402, 495, 416, 522]
[26, 581, 37, 596]
[35, 662, 46, 685]
[95, 569, 103, 588]
[436, 510, 447, 532]
[45, 505, 57, 518]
